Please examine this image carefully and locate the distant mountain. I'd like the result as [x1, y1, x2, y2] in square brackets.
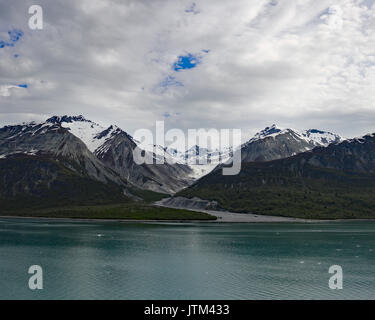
[46, 115, 193, 194]
[301, 129, 342, 147]
[0, 121, 132, 209]
[46, 115, 125, 153]
[0, 121, 124, 184]
[240, 124, 342, 162]
[183, 145, 233, 163]
[250, 125, 341, 146]
[178, 133, 375, 219]
[95, 127, 193, 194]
[44, 118, 344, 184]
[0, 116, 349, 210]
[163, 144, 233, 179]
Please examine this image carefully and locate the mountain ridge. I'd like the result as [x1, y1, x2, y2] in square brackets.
[177, 130, 375, 219]
[239, 124, 343, 163]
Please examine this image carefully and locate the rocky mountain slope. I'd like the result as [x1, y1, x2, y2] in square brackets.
[0, 154, 129, 210]
[0, 121, 132, 209]
[0, 121, 124, 184]
[178, 133, 375, 219]
[0, 116, 349, 213]
[239, 124, 342, 162]
[166, 144, 233, 179]
[94, 128, 193, 194]
[45, 115, 193, 194]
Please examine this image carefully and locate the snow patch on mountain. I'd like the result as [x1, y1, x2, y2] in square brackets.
[252, 124, 284, 140]
[249, 124, 342, 147]
[163, 145, 234, 180]
[46, 115, 122, 152]
[34, 117, 344, 181]
[301, 129, 342, 146]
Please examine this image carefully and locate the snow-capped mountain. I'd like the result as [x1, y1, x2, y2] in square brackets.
[136, 124, 343, 179]
[0, 116, 194, 194]
[137, 143, 180, 165]
[46, 115, 240, 180]
[0, 116, 347, 196]
[178, 130, 375, 219]
[95, 128, 193, 194]
[301, 129, 343, 147]
[46, 115, 123, 153]
[45, 116, 195, 192]
[249, 124, 342, 147]
[240, 124, 343, 163]
[163, 145, 234, 179]
[3, 115, 363, 213]
[0, 120, 126, 185]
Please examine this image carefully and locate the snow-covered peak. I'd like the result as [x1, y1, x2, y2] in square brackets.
[301, 129, 342, 147]
[255, 124, 282, 137]
[1, 121, 59, 138]
[251, 124, 293, 141]
[246, 125, 288, 144]
[46, 115, 91, 124]
[46, 115, 122, 152]
[185, 145, 212, 157]
[136, 143, 180, 164]
[343, 132, 375, 145]
[248, 125, 342, 147]
[133, 143, 234, 180]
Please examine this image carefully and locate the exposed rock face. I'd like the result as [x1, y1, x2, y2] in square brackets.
[0, 117, 347, 202]
[293, 133, 375, 174]
[0, 154, 127, 207]
[239, 125, 342, 163]
[0, 122, 124, 185]
[95, 130, 193, 194]
[177, 133, 375, 219]
[236, 133, 375, 176]
[302, 129, 342, 147]
[45, 115, 194, 194]
[46, 115, 122, 153]
[193, 133, 375, 187]
[0, 122, 131, 207]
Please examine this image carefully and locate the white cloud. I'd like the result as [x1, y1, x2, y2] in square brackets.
[0, 84, 27, 97]
[0, 85, 17, 97]
[0, 0, 375, 140]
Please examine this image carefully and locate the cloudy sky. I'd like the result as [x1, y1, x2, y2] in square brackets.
[1, 0, 375, 141]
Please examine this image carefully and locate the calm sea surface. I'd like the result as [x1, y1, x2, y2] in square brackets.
[0, 218, 374, 300]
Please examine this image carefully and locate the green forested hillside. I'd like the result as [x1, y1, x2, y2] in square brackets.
[179, 161, 375, 219]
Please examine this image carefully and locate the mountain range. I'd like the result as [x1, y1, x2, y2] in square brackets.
[46, 116, 193, 194]
[178, 132, 375, 219]
[4, 114, 373, 219]
[240, 124, 342, 162]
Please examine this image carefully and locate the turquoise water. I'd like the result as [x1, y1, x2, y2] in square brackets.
[0, 218, 374, 300]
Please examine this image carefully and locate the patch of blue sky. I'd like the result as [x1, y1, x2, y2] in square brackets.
[173, 53, 200, 71]
[8, 29, 23, 42]
[0, 29, 24, 49]
[0, 40, 13, 48]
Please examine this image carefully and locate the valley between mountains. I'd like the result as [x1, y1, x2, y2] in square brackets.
[1, 115, 374, 220]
